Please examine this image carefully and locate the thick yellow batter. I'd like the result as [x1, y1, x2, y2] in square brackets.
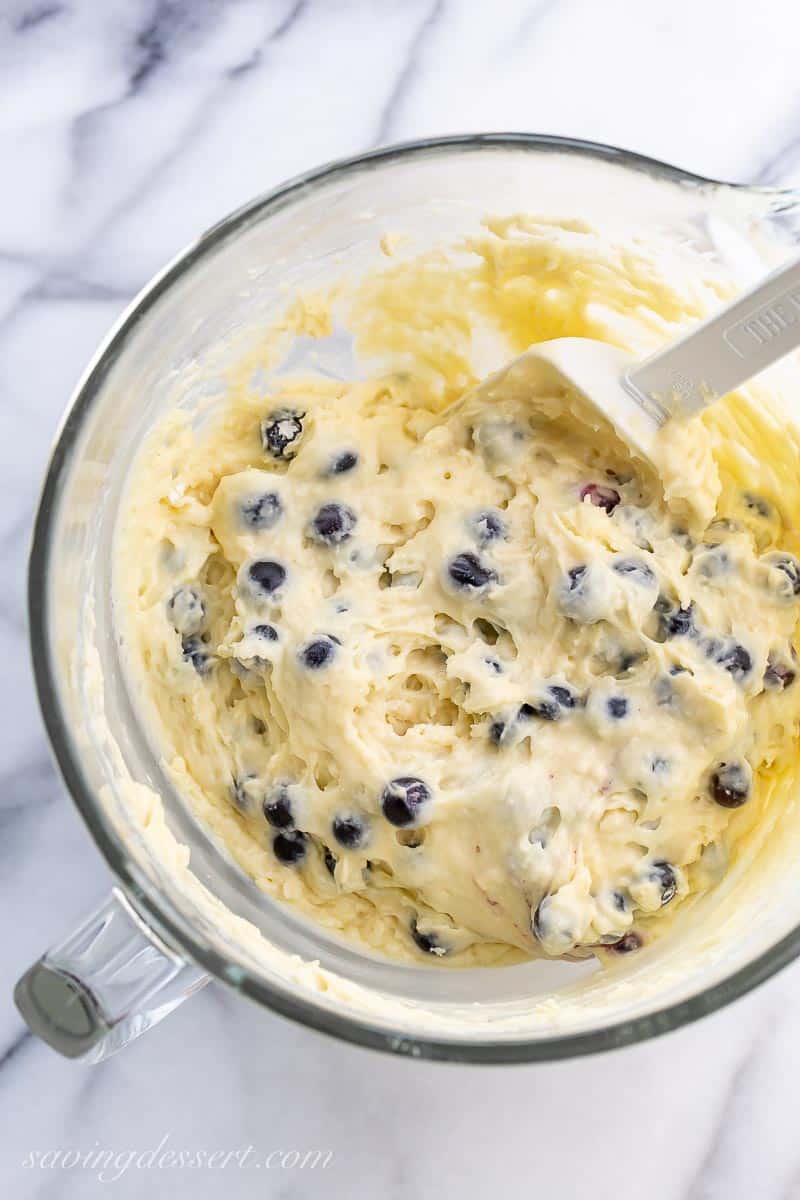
[115, 215, 800, 966]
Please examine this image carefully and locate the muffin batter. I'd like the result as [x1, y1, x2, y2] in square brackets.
[115, 215, 800, 966]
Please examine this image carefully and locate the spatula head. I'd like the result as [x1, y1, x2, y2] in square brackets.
[479, 338, 661, 464]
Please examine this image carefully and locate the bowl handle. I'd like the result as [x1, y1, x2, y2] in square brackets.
[14, 888, 208, 1062]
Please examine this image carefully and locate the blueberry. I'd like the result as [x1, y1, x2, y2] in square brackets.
[241, 492, 283, 530]
[167, 585, 206, 636]
[709, 639, 752, 681]
[181, 635, 213, 675]
[448, 552, 497, 590]
[329, 450, 358, 475]
[381, 776, 431, 826]
[764, 653, 796, 690]
[558, 564, 598, 623]
[527, 684, 580, 714]
[710, 761, 751, 807]
[252, 623, 279, 641]
[612, 557, 656, 587]
[260, 409, 304, 460]
[519, 699, 560, 722]
[610, 931, 642, 953]
[237, 624, 279, 670]
[299, 636, 337, 669]
[607, 696, 628, 719]
[658, 600, 696, 639]
[410, 919, 448, 956]
[612, 890, 628, 912]
[532, 895, 571, 948]
[567, 564, 588, 589]
[263, 786, 294, 829]
[649, 860, 677, 905]
[485, 657, 503, 674]
[694, 544, 731, 579]
[470, 510, 506, 545]
[580, 483, 620, 513]
[272, 830, 307, 865]
[489, 719, 507, 745]
[311, 502, 357, 545]
[248, 560, 286, 595]
[323, 846, 337, 876]
[332, 813, 368, 849]
[763, 552, 800, 598]
[776, 557, 800, 590]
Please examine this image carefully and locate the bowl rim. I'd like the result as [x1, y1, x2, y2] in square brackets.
[28, 131, 800, 1063]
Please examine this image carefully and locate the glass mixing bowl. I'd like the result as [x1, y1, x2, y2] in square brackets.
[15, 134, 800, 1063]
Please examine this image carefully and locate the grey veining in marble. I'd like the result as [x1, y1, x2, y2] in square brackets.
[4, 1, 800, 1197]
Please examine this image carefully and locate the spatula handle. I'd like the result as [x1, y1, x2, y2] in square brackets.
[624, 257, 800, 421]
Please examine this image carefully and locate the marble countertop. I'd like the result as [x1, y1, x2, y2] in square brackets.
[4, 1, 800, 1197]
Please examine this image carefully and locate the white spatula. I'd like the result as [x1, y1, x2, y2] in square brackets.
[485, 256, 800, 463]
